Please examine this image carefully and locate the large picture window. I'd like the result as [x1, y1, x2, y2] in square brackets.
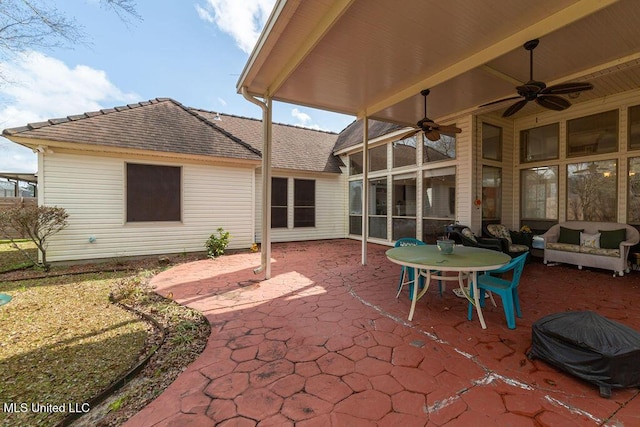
[482, 166, 501, 221]
[628, 158, 640, 224]
[369, 145, 387, 172]
[423, 132, 456, 163]
[423, 167, 455, 242]
[392, 136, 417, 168]
[349, 180, 363, 235]
[126, 163, 181, 222]
[520, 166, 558, 220]
[294, 179, 315, 227]
[567, 110, 618, 157]
[369, 178, 387, 239]
[482, 123, 502, 161]
[629, 105, 640, 151]
[567, 160, 617, 221]
[271, 177, 288, 228]
[392, 174, 416, 240]
[520, 123, 558, 163]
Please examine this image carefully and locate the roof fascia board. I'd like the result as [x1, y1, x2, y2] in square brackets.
[357, 0, 619, 120]
[236, 0, 293, 92]
[4, 136, 261, 167]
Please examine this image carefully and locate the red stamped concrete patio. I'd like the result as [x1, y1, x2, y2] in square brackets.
[125, 239, 640, 426]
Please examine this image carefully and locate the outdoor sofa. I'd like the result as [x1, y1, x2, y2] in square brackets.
[541, 221, 640, 277]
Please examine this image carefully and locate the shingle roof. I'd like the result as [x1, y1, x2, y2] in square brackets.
[2, 98, 261, 162]
[192, 110, 342, 173]
[333, 119, 405, 153]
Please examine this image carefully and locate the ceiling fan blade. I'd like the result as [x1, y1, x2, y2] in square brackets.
[437, 125, 462, 134]
[479, 96, 522, 108]
[536, 95, 571, 111]
[541, 82, 594, 95]
[425, 129, 441, 141]
[502, 99, 528, 117]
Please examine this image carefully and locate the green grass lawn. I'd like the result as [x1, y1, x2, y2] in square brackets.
[0, 242, 210, 426]
[0, 271, 148, 426]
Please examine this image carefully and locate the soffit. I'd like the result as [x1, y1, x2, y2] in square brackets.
[240, 0, 640, 126]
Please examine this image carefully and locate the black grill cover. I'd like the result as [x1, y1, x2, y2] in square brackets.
[529, 311, 640, 397]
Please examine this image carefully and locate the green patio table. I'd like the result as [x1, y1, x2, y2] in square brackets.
[386, 245, 510, 329]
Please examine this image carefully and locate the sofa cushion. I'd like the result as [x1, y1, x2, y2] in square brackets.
[558, 227, 583, 245]
[580, 232, 600, 249]
[487, 224, 512, 244]
[579, 246, 620, 257]
[461, 227, 477, 243]
[547, 242, 581, 253]
[599, 228, 626, 249]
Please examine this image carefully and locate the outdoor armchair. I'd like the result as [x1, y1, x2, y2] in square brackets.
[451, 227, 504, 253]
[484, 224, 531, 258]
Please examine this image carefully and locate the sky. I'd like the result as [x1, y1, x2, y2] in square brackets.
[0, 0, 355, 173]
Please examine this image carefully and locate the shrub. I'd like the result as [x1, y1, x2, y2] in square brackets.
[205, 227, 230, 258]
[0, 204, 68, 270]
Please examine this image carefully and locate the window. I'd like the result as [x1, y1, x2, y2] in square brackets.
[567, 110, 618, 157]
[349, 152, 363, 175]
[628, 158, 640, 224]
[349, 180, 363, 235]
[520, 166, 558, 221]
[126, 163, 181, 222]
[482, 166, 501, 221]
[392, 174, 416, 240]
[520, 123, 558, 163]
[271, 177, 288, 228]
[629, 105, 640, 151]
[423, 167, 455, 242]
[392, 136, 417, 168]
[294, 179, 315, 227]
[567, 160, 617, 221]
[423, 132, 455, 163]
[369, 177, 387, 239]
[482, 123, 502, 161]
[369, 145, 387, 172]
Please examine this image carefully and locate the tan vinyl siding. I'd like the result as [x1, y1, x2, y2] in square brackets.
[254, 170, 346, 242]
[42, 153, 254, 262]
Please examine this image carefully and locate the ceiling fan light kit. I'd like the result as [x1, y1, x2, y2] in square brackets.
[417, 89, 462, 140]
[482, 39, 594, 117]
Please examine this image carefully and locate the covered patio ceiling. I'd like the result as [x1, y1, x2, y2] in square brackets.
[238, 0, 640, 126]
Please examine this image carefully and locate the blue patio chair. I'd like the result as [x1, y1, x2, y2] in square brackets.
[467, 252, 528, 329]
[395, 238, 443, 299]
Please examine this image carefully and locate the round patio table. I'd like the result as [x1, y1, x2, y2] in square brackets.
[386, 245, 510, 329]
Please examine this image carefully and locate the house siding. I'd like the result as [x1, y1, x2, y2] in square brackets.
[43, 152, 254, 262]
[254, 169, 347, 243]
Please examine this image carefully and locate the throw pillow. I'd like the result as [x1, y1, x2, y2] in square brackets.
[580, 232, 601, 248]
[558, 227, 583, 245]
[461, 228, 477, 243]
[599, 228, 626, 249]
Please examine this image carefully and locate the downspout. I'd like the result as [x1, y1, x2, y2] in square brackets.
[362, 116, 369, 265]
[241, 87, 272, 279]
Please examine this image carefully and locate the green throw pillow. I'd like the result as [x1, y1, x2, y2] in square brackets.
[558, 227, 582, 245]
[599, 228, 626, 249]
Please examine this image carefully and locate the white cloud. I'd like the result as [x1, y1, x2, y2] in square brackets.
[0, 51, 138, 172]
[290, 107, 327, 131]
[217, 97, 227, 106]
[195, 0, 276, 54]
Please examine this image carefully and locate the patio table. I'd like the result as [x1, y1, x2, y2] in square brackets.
[386, 245, 510, 328]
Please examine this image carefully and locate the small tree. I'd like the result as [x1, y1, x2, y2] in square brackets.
[0, 205, 69, 270]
